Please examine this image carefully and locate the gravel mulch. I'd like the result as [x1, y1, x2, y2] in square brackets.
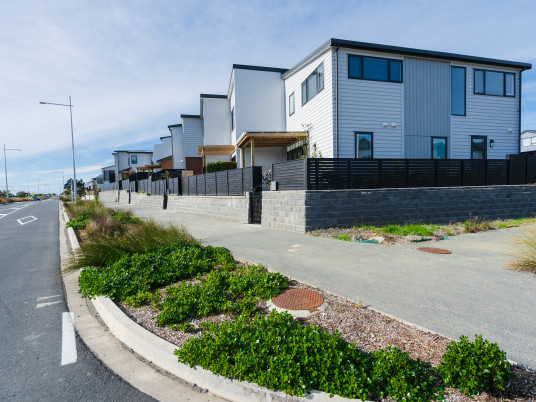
[117, 279, 536, 402]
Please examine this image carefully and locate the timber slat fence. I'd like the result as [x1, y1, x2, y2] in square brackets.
[272, 154, 536, 191]
[181, 166, 262, 196]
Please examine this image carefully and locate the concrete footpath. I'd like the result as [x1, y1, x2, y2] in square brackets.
[103, 201, 536, 370]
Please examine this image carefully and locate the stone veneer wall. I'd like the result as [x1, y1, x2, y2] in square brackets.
[262, 185, 536, 233]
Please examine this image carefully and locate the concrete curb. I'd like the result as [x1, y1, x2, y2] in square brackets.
[59, 202, 362, 402]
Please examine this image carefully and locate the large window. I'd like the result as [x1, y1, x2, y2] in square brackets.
[301, 63, 324, 105]
[451, 67, 466, 116]
[432, 137, 447, 159]
[471, 136, 487, 159]
[289, 92, 295, 116]
[355, 133, 373, 159]
[348, 55, 402, 83]
[131, 155, 137, 164]
[474, 69, 515, 97]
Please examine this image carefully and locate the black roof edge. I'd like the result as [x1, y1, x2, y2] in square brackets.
[232, 64, 288, 74]
[330, 38, 532, 70]
[200, 93, 227, 99]
[159, 135, 171, 140]
[113, 150, 153, 153]
[168, 123, 182, 128]
[180, 114, 201, 119]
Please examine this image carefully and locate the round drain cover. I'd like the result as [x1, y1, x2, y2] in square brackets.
[271, 289, 324, 311]
[418, 247, 452, 254]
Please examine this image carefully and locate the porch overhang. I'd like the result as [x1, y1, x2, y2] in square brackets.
[136, 164, 161, 173]
[236, 131, 308, 166]
[197, 145, 236, 156]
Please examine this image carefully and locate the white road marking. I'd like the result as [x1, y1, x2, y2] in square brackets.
[61, 312, 77, 365]
[37, 295, 61, 302]
[36, 301, 62, 309]
[0, 203, 31, 219]
[17, 216, 38, 225]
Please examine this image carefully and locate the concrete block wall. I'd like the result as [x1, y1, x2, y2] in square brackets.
[262, 185, 536, 233]
[98, 190, 119, 203]
[167, 195, 250, 223]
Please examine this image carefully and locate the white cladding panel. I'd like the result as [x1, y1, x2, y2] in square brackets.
[182, 118, 204, 158]
[203, 98, 232, 145]
[285, 49, 334, 157]
[153, 137, 172, 162]
[234, 68, 285, 144]
[521, 132, 536, 153]
[337, 50, 404, 158]
[451, 65, 520, 159]
[170, 126, 186, 169]
[242, 147, 287, 168]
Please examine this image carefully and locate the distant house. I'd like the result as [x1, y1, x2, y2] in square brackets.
[521, 130, 536, 154]
[112, 150, 153, 180]
[169, 38, 531, 170]
[101, 165, 116, 184]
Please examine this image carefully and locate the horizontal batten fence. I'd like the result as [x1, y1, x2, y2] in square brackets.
[181, 167, 262, 196]
[272, 155, 536, 191]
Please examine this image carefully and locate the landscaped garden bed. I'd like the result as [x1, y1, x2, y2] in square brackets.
[311, 217, 536, 246]
[66, 200, 536, 401]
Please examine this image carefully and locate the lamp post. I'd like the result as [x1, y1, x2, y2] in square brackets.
[3, 144, 22, 199]
[40, 97, 77, 202]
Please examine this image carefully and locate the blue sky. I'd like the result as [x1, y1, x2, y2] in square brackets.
[1, 0, 535, 194]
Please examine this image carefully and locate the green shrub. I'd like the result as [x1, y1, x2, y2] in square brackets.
[156, 264, 288, 326]
[332, 234, 351, 241]
[371, 347, 438, 401]
[66, 213, 90, 230]
[176, 311, 373, 399]
[78, 241, 234, 301]
[438, 334, 513, 396]
[205, 161, 237, 173]
[124, 290, 160, 307]
[176, 311, 441, 400]
[462, 217, 494, 233]
[70, 220, 195, 269]
[111, 212, 142, 225]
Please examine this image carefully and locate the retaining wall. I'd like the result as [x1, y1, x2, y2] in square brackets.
[167, 194, 250, 223]
[262, 185, 536, 232]
[98, 190, 118, 203]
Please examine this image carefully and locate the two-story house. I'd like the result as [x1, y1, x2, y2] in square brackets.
[152, 136, 173, 169]
[112, 150, 153, 180]
[166, 39, 531, 172]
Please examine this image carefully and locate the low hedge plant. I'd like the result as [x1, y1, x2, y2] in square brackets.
[205, 161, 237, 173]
[78, 241, 234, 301]
[66, 213, 90, 230]
[156, 264, 288, 326]
[176, 311, 441, 401]
[438, 334, 513, 396]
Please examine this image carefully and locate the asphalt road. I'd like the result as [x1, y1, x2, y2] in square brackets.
[0, 199, 154, 401]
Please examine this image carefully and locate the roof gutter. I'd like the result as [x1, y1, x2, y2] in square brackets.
[335, 44, 340, 158]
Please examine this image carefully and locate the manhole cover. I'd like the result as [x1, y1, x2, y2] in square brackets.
[418, 247, 452, 254]
[271, 289, 324, 311]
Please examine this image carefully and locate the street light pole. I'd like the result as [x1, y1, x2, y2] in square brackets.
[3, 144, 22, 198]
[40, 97, 78, 202]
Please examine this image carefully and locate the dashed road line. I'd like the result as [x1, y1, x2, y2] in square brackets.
[37, 295, 61, 302]
[61, 312, 77, 365]
[36, 301, 62, 309]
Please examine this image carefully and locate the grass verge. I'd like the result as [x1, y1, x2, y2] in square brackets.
[509, 229, 536, 274]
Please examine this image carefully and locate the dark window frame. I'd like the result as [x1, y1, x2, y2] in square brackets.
[431, 137, 448, 159]
[473, 69, 515, 98]
[451, 66, 466, 116]
[348, 54, 403, 83]
[289, 92, 295, 116]
[354, 132, 374, 159]
[301, 63, 324, 106]
[471, 135, 488, 160]
[131, 155, 137, 165]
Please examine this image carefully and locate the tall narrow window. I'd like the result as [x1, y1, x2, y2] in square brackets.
[471, 136, 487, 159]
[505, 73, 515, 96]
[355, 133, 373, 159]
[301, 63, 324, 105]
[289, 92, 295, 116]
[131, 155, 137, 164]
[231, 107, 235, 131]
[451, 66, 466, 116]
[474, 70, 484, 94]
[432, 137, 447, 159]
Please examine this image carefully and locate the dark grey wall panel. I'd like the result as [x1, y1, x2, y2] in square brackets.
[404, 57, 450, 158]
